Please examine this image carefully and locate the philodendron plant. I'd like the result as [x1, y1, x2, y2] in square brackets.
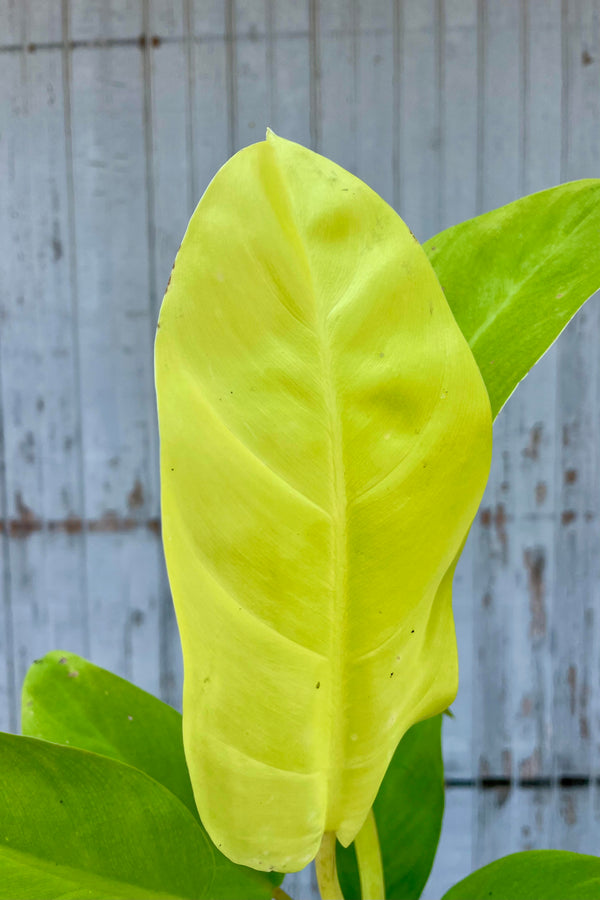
[3, 133, 600, 900]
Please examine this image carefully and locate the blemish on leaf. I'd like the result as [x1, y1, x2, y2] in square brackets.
[128, 715, 133, 721]
[565, 468, 578, 484]
[68, 670, 79, 678]
[535, 481, 547, 505]
[59, 657, 68, 665]
[315, 682, 320, 689]
[561, 509, 576, 526]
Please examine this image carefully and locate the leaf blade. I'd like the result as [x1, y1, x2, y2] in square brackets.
[337, 715, 444, 900]
[442, 850, 600, 900]
[0, 733, 273, 900]
[156, 131, 492, 871]
[21, 651, 283, 891]
[424, 179, 600, 418]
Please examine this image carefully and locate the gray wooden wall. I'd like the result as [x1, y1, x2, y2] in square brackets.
[1, 2, 599, 898]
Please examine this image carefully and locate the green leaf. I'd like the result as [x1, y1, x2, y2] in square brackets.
[155, 130, 492, 871]
[22, 651, 196, 816]
[0, 733, 273, 899]
[21, 651, 283, 889]
[424, 179, 600, 419]
[442, 850, 600, 900]
[337, 715, 444, 900]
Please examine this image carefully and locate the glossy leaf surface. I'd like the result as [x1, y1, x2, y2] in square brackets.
[155, 131, 492, 871]
[337, 715, 444, 899]
[424, 179, 600, 418]
[443, 850, 600, 900]
[21, 651, 283, 890]
[22, 650, 196, 815]
[0, 733, 271, 900]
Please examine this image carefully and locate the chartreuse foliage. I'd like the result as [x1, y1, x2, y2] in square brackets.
[155, 130, 492, 872]
[442, 851, 600, 900]
[1, 134, 599, 900]
[337, 715, 444, 900]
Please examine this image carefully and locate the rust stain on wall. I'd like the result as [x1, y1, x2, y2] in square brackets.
[567, 666, 577, 716]
[523, 547, 546, 638]
[127, 479, 145, 510]
[523, 423, 543, 460]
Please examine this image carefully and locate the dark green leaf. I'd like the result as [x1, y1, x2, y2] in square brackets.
[337, 715, 444, 900]
[424, 179, 600, 419]
[442, 850, 600, 900]
[0, 733, 273, 899]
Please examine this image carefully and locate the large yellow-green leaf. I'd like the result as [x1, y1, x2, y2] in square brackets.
[155, 131, 492, 873]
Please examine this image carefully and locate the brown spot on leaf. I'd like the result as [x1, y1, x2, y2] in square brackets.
[561, 510, 576, 526]
[565, 469, 578, 484]
[68, 670, 79, 678]
[535, 482, 547, 505]
[580, 716, 590, 739]
[582, 49, 594, 65]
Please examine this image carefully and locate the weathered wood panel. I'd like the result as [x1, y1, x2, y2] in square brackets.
[1, 1, 600, 894]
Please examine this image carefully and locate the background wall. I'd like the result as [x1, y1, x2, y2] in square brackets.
[1, 1, 599, 898]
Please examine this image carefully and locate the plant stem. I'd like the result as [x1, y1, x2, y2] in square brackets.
[272, 887, 294, 900]
[315, 832, 345, 900]
[354, 810, 385, 900]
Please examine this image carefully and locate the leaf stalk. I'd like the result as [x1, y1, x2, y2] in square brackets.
[315, 832, 345, 900]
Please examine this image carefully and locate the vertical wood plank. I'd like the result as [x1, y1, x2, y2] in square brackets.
[425, 785, 474, 899]
[233, 0, 269, 149]
[437, 0, 479, 779]
[146, 0, 187, 707]
[0, 1, 90, 730]
[269, 0, 311, 146]
[553, 0, 600, 848]
[317, 0, 358, 173]
[509, 1, 562, 854]
[68, 0, 163, 694]
[473, 0, 522, 867]
[190, 1, 229, 199]
[354, 0, 394, 204]
[397, 0, 440, 241]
